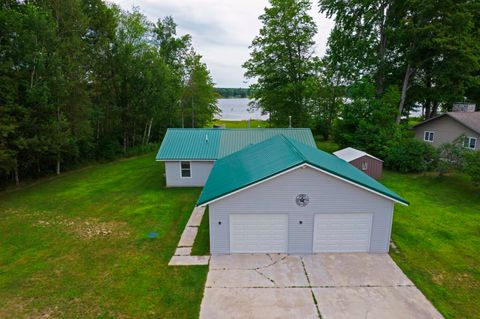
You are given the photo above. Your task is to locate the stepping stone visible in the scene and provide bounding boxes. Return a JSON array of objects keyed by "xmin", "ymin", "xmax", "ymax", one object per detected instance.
[
  {"xmin": 178, "ymin": 226, "xmax": 198, "ymax": 247},
  {"xmin": 169, "ymin": 255, "xmax": 210, "ymax": 266},
  {"xmin": 187, "ymin": 206, "xmax": 205, "ymax": 227},
  {"xmin": 175, "ymin": 247, "xmax": 192, "ymax": 256}
]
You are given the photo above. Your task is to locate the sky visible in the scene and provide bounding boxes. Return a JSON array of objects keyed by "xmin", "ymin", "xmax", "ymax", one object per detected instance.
[{"xmin": 109, "ymin": 0, "xmax": 334, "ymax": 88}]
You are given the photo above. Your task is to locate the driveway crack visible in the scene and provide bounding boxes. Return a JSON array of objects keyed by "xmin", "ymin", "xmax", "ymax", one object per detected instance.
[
  {"xmin": 301, "ymin": 256, "xmax": 323, "ymax": 319},
  {"xmin": 255, "ymin": 269, "xmax": 277, "ymax": 286},
  {"xmin": 254, "ymin": 255, "xmax": 287, "ymax": 271}
]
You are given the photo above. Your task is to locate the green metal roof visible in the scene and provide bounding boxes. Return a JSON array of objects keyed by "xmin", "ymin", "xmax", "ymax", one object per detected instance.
[
  {"xmin": 197, "ymin": 135, "xmax": 408, "ymax": 206},
  {"xmin": 156, "ymin": 128, "xmax": 316, "ymax": 160}
]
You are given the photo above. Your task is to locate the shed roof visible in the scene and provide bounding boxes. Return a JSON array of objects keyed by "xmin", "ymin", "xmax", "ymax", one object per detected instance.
[
  {"xmin": 156, "ymin": 128, "xmax": 316, "ymax": 160},
  {"xmin": 197, "ymin": 135, "xmax": 408, "ymax": 206},
  {"xmin": 413, "ymin": 112, "xmax": 480, "ymax": 134},
  {"xmin": 334, "ymin": 147, "xmax": 383, "ymax": 163}
]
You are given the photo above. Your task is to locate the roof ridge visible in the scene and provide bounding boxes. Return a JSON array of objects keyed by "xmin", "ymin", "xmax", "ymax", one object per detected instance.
[{"xmin": 280, "ymin": 135, "xmax": 307, "ymax": 162}]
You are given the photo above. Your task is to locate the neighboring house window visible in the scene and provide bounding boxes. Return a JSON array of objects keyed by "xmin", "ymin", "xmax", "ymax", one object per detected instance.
[
  {"xmin": 361, "ymin": 161, "xmax": 368, "ymax": 171},
  {"xmin": 180, "ymin": 161, "xmax": 191, "ymax": 178},
  {"xmin": 464, "ymin": 137, "xmax": 477, "ymax": 150},
  {"xmin": 424, "ymin": 131, "xmax": 434, "ymax": 142}
]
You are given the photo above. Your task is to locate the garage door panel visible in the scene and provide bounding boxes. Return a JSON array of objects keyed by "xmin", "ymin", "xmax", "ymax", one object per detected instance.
[
  {"xmin": 230, "ymin": 214, "xmax": 288, "ymax": 253},
  {"xmin": 313, "ymin": 213, "xmax": 372, "ymax": 253}
]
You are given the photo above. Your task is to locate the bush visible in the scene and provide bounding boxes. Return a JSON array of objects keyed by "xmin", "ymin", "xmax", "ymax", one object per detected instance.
[
  {"xmin": 436, "ymin": 136, "xmax": 467, "ymax": 175},
  {"xmin": 464, "ymin": 151, "xmax": 480, "ymax": 185},
  {"xmin": 386, "ymin": 138, "xmax": 439, "ymax": 173}
]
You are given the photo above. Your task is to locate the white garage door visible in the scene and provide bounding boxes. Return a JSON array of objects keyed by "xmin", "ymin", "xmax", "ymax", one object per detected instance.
[
  {"xmin": 230, "ymin": 214, "xmax": 288, "ymax": 253},
  {"xmin": 313, "ymin": 213, "xmax": 373, "ymax": 253}
]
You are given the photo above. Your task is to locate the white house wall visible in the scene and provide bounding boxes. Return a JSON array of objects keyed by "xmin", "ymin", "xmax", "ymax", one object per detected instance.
[
  {"xmin": 209, "ymin": 166, "xmax": 394, "ymax": 254},
  {"xmin": 165, "ymin": 161, "xmax": 214, "ymax": 187}
]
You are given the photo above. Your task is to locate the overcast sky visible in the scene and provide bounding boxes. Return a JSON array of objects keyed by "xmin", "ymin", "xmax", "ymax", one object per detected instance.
[{"xmin": 109, "ymin": 0, "xmax": 334, "ymax": 87}]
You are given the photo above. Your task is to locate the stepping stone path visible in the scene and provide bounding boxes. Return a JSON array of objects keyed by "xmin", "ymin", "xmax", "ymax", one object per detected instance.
[{"xmin": 168, "ymin": 206, "xmax": 210, "ymax": 266}]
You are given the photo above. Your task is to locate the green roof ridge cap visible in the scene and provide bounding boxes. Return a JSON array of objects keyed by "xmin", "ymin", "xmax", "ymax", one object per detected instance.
[{"xmin": 280, "ymin": 135, "xmax": 307, "ymax": 162}]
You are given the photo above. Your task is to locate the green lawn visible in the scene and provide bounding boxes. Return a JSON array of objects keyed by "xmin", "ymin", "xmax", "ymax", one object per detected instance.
[
  {"xmin": 315, "ymin": 138, "xmax": 340, "ymax": 153},
  {"xmin": 209, "ymin": 119, "xmax": 268, "ymax": 128},
  {"xmin": 1, "ymin": 145, "xmax": 479, "ymax": 319},
  {"xmin": 383, "ymin": 171, "xmax": 480, "ymax": 319},
  {"xmin": 0, "ymin": 154, "xmax": 208, "ymax": 318},
  {"xmin": 191, "ymin": 208, "xmax": 210, "ymax": 256}
]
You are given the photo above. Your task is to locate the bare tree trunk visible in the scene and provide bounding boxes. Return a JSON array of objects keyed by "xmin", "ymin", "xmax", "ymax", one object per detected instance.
[
  {"xmin": 142, "ymin": 121, "xmax": 148, "ymax": 145},
  {"xmin": 96, "ymin": 120, "xmax": 100, "ymax": 141},
  {"xmin": 123, "ymin": 131, "xmax": 127, "ymax": 154},
  {"xmin": 396, "ymin": 64, "xmax": 414, "ymax": 123},
  {"xmin": 146, "ymin": 118, "xmax": 153, "ymax": 144},
  {"xmin": 56, "ymin": 153, "xmax": 60, "ymax": 175},
  {"xmin": 132, "ymin": 122, "xmax": 136, "ymax": 147},
  {"xmin": 181, "ymin": 101, "xmax": 185, "ymax": 128},
  {"xmin": 430, "ymin": 102, "xmax": 438, "ymax": 118},
  {"xmin": 191, "ymin": 95, "xmax": 195, "ymax": 128},
  {"xmin": 376, "ymin": 2, "xmax": 389, "ymax": 96},
  {"xmin": 14, "ymin": 158, "xmax": 19, "ymax": 186}
]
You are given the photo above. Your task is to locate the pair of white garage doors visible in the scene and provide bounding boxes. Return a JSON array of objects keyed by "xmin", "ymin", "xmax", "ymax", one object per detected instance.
[{"xmin": 229, "ymin": 213, "xmax": 373, "ymax": 253}]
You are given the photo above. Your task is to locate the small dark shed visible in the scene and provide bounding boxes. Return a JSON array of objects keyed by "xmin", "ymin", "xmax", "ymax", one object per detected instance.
[{"xmin": 334, "ymin": 147, "xmax": 383, "ymax": 179}]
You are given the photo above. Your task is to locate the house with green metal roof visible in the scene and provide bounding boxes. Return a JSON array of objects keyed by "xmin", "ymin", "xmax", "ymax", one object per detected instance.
[
  {"xmin": 156, "ymin": 128, "xmax": 316, "ymax": 187},
  {"xmin": 156, "ymin": 129, "xmax": 407, "ymax": 254},
  {"xmin": 195, "ymin": 135, "xmax": 407, "ymax": 254}
]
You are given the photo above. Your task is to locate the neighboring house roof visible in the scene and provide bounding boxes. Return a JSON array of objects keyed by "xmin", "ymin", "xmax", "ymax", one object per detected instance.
[
  {"xmin": 334, "ymin": 147, "xmax": 383, "ymax": 163},
  {"xmin": 156, "ymin": 128, "xmax": 316, "ymax": 160},
  {"xmin": 413, "ymin": 112, "xmax": 480, "ymax": 134},
  {"xmin": 197, "ymin": 135, "xmax": 408, "ymax": 206}
]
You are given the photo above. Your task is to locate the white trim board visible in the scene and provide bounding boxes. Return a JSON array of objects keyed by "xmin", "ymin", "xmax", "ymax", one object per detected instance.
[
  {"xmin": 198, "ymin": 163, "xmax": 408, "ymax": 207},
  {"xmin": 156, "ymin": 159, "xmax": 216, "ymax": 162}
]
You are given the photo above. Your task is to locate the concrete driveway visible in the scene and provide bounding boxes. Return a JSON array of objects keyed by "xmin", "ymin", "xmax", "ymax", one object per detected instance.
[{"xmin": 200, "ymin": 253, "xmax": 443, "ymax": 319}]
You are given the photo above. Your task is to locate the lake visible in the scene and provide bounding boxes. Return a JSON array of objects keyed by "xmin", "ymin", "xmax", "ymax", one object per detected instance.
[
  {"xmin": 216, "ymin": 98, "xmax": 268, "ymax": 121},
  {"xmin": 216, "ymin": 98, "xmax": 421, "ymax": 120}
]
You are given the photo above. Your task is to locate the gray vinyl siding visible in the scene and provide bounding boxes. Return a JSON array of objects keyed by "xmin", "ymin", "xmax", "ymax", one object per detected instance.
[
  {"xmin": 414, "ymin": 116, "xmax": 479, "ymax": 149},
  {"xmin": 164, "ymin": 161, "xmax": 214, "ymax": 187},
  {"xmin": 349, "ymin": 155, "xmax": 383, "ymax": 180},
  {"xmin": 208, "ymin": 166, "xmax": 394, "ymax": 254}
]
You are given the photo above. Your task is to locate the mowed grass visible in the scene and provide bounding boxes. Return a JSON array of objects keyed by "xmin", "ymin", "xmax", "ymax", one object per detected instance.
[
  {"xmin": 0, "ymin": 154, "xmax": 207, "ymax": 318},
  {"xmin": 383, "ymin": 171, "xmax": 480, "ymax": 319},
  {"xmin": 210, "ymin": 119, "xmax": 268, "ymax": 128}
]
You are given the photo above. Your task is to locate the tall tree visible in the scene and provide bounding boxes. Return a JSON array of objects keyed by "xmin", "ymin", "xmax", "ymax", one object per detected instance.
[
  {"xmin": 244, "ymin": 0, "xmax": 319, "ymax": 127},
  {"xmin": 181, "ymin": 53, "xmax": 219, "ymax": 128},
  {"xmin": 320, "ymin": 0, "xmax": 480, "ymax": 121},
  {"xmin": 0, "ymin": 1, "xmax": 219, "ymax": 186}
]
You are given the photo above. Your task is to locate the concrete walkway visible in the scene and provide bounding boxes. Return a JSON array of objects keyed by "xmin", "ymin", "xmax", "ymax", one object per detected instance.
[
  {"xmin": 168, "ymin": 206, "xmax": 210, "ymax": 266},
  {"xmin": 200, "ymin": 253, "xmax": 443, "ymax": 319}
]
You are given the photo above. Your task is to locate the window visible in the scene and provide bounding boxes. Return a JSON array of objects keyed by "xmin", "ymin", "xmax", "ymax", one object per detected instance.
[
  {"xmin": 464, "ymin": 137, "xmax": 477, "ymax": 150},
  {"xmin": 180, "ymin": 161, "xmax": 191, "ymax": 178},
  {"xmin": 361, "ymin": 161, "xmax": 368, "ymax": 171},
  {"xmin": 424, "ymin": 131, "xmax": 434, "ymax": 142}
]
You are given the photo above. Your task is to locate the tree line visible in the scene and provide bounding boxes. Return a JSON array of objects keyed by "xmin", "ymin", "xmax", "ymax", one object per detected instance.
[
  {"xmin": 244, "ymin": 0, "xmax": 479, "ymax": 157},
  {"xmin": 0, "ymin": 0, "xmax": 218, "ymax": 185},
  {"xmin": 215, "ymin": 88, "xmax": 251, "ymax": 99}
]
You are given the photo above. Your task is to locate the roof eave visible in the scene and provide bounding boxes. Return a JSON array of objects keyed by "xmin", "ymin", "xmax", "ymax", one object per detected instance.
[{"xmin": 197, "ymin": 161, "xmax": 408, "ymax": 207}]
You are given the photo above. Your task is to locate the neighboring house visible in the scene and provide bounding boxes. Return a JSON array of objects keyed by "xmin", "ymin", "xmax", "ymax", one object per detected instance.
[
  {"xmin": 155, "ymin": 128, "xmax": 316, "ymax": 187},
  {"xmin": 197, "ymin": 135, "xmax": 408, "ymax": 254},
  {"xmin": 413, "ymin": 112, "xmax": 480, "ymax": 150},
  {"xmin": 334, "ymin": 147, "xmax": 383, "ymax": 179}
]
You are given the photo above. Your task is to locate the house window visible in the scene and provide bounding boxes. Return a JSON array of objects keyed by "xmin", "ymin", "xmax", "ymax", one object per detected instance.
[
  {"xmin": 464, "ymin": 137, "xmax": 477, "ymax": 150},
  {"xmin": 180, "ymin": 161, "xmax": 191, "ymax": 178},
  {"xmin": 424, "ymin": 131, "xmax": 434, "ymax": 142},
  {"xmin": 361, "ymin": 161, "xmax": 368, "ymax": 171}
]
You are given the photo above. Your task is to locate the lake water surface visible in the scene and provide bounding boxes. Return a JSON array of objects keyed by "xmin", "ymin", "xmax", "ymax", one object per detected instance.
[
  {"xmin": 217, "ymin": 98, "xmax": 421, "ymax": 120},
  {"xmin": 216, "ymin": 98, "xmax": 268, "ymax": 121}
]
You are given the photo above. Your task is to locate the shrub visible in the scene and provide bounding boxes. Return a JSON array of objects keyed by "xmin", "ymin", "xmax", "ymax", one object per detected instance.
[
  {"xmin": 464, "ymin": 151, "xmax": 480, "ymax": 185},
  {"xmin": 436, "ymin": 136, "xmax": 467, "ymax": 175},
  {"xmin": 386, "ymin": 138, "xmax": 439, "ymax": 173}
]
